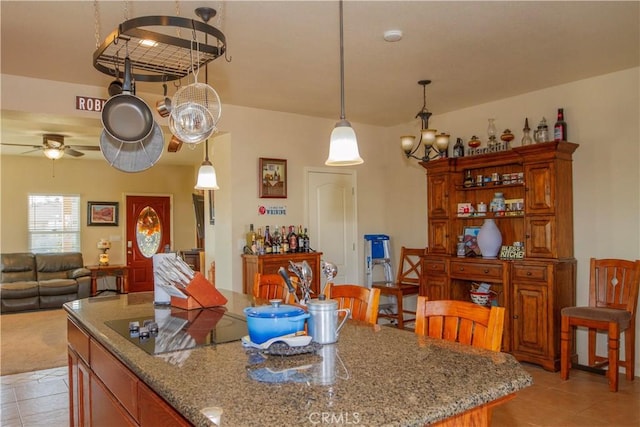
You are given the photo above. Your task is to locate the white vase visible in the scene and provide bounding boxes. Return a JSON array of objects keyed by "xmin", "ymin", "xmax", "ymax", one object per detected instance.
[{"xmin": 477, "ymin": 219, "xmax": 502, "ymax": 258}]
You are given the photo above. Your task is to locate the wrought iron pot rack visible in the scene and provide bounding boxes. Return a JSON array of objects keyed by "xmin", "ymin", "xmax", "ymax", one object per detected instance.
[{"xmin": 93, "ymin": 14, "xmax": 227, "ymax": 83}]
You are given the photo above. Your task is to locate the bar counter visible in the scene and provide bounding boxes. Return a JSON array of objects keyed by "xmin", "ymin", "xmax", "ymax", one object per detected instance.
[{"xmin": 64, "ymin": 291, "xmax": 532, "ymax": 426}]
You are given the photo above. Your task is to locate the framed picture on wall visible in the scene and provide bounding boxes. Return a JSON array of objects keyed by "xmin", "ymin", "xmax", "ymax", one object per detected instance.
[
  {"xmin": 259, "ymin": 157, "xmax": 287, "ymax": 198},
  {"xmin": 87, "ymin": 201, "xmax": 119, "ymax": 226}
]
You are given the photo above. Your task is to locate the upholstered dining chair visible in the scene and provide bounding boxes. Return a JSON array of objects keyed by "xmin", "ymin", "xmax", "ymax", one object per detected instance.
[
  {"xmin": 252, "ymin": 273, "xmax": 297, "ymax": 304},
  {"xmin": 374, "ymin": 246, "xmax": 427, "ymax": 329},
  {"xmin": 414, "ymin": 297, "xmax": 506, "ymax": 352},
  {"xmin": 560, "ymin": 258, "xmax": 640, "ymax": 392},
  {"xmin": 324, "ymin": 283, "xmax": 381, "ymax": 325}
]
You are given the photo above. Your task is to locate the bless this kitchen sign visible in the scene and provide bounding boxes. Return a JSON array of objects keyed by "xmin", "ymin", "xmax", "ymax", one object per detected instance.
[{"xmin": 76, "ymin": 96, "xmax": 107, "ymax": 112}]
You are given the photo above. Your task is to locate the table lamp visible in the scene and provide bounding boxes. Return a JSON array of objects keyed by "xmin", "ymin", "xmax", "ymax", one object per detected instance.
[{"xmin": 97, "ymin": 239, "xmax": 111, "ymax": 266}]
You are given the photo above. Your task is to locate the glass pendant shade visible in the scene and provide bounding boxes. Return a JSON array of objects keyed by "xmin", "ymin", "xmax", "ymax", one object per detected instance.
[
  {"xmin": 421, "ymin": 129, "xmax": 437, "ymax": 147},
  {"xmin": 435, "ymin": 132, "xmax": 450, "ymax": 152},
  {"xmin": 44, "ymin": 148, "xmax": 64, "ymax": 160},
  {"xmin": 325, "ymin": 120, "xmax": 363, "ymax": 166},
  {"xmin": 400, "ymin": 135, "xmax": 415, "ymax": 153},
  {"xmin": 326, "ymin": 0, "xmax": 363, "ymax": 167},
  {"xmin": 194, "ymin": 160, "xmax": 219, "ymax": 190}
]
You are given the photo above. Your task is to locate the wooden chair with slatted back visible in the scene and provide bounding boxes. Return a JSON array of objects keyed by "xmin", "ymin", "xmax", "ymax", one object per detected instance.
[
  {"xmin": 561, "ymin": 258, "xmax": 640, "ymax": 392},
  {"xmin": 252, "ymin": 273, "xmax": 297, "ymax": 304},
  {"xmin": 324, "ymin": 283, "xmax": 381, "ymax": 325},
  {"xmin": 374, "ymin": 247, "xmax": 426, "ymax": 329},
  {"xmin": 414, "ymin": 297, "xmax": 506, "ymax": 352}
]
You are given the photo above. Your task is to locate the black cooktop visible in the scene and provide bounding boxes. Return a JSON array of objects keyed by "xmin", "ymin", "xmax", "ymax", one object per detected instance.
[{"xmin": 106, "ymin": 307, "xmax": 247, "ymax": 355}]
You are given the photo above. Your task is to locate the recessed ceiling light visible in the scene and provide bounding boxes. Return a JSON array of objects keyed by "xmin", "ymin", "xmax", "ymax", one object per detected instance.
[{"xmin": 383, "ymin": 30, "xmax": 403, "ymax": 42}]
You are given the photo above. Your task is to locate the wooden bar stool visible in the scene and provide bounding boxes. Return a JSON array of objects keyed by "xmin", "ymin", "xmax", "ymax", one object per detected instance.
[
  {"xmin": 560, "ymin": 258, "xmax": 640, "ymax": 392},
  {"xmin": 252, "ymin": 273, "xmax": 297, "ymax": 304},
  {"xmin": 415, "ymin": 297, "xmax": 506, "ymax": 352},
  {"xmin": 374, "ymin": 247, "xmax": 426, "ymax": 329},
  {"xmin": 324, "ymin": 283, "xmax": 381, "ymax": 325}
]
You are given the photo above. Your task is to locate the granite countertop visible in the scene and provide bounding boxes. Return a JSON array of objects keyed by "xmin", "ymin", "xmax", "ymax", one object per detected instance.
[{"xmin": 64, "ymin": 291, "xmax": 532, "ymax": 427}]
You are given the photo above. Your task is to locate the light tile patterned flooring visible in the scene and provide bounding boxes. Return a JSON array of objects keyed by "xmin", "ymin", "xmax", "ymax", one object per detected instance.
[
  {"xmin": 1, "ymin": 367, "xmax": 69, "ymax": 427},
  {"xmin": 0, "ymin": 364, "xmax": 638, "ymax": 426}
]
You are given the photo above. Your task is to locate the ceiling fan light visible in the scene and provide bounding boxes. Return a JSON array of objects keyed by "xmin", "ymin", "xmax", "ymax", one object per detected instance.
[
  {"xmin": 194, "ymin": 160, "xmax": 219, "ymax": 190},
  {"xmin": 43, "ymin": 147, "xmax": 64, "ymax": 160},
  {"xmin": 325, "ymin": 120, "xmax": 363, "ymax": 166}
]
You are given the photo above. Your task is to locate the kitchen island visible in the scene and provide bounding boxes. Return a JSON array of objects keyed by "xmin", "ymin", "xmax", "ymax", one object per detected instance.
[{"xmin": 64, "ymin": 291, "xmax": 532, "ymax": 426}]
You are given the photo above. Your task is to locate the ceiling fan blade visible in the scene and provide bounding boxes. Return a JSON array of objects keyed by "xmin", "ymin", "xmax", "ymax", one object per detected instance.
[
  {"xmin": 21, "ymin": 148, "xmax": 43, "ymax": 155},
  {"xmin": 64, "ymin": 147, "xmax": 85, "ymax": 157},
  {"xmin": 0, "ymin": 143, "xmax": 41, "ymax": 149},
  {"xmin": 68, "ymin": 145, "xmax": 101, "ymax": 151}
]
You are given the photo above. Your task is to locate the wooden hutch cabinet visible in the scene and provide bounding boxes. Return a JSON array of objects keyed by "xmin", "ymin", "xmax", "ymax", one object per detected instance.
[{"xmin": 421, "ymin": 141, "xmax": 578, "ymax": 371}]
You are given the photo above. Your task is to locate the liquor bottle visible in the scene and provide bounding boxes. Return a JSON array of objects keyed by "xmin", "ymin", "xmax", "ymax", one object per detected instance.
[
  {"xmin": 251, "ymin": 233, "xmax": 257, "ymax": 255},
  {"xmin": 272, "ymin": 225, "xmax": 281, "ymax": 254},
  {"xmin": 264, "ymin": 226, "xmax": 273, "ymax": 254},
  {"xmin": 297, "ymin": 225, "xmax": 304, "ymax": 252},
  {"xmin": 246, "ymin": 224, "xmax": 255, "ymax": 249},
  {"xmin": 452, "ymin": 138, "xmax": 464, "ymax": 158},
  {"xmin": 288, "ymin": 226, "xmax": 298, "ymax": 253},
  {"xmin": 255, "ymin": 227, "xmax": 264, "ymax": 255},
  {"xmin": 463, "ymin": 170, "xmax": 474, "ymax": 188},
  {"xmin": 554, "ymin": 108, "xmax": 567, "ymax": 141},
  {"xmin": 303, "ymin": 228, "xmax": 310, "ymax": 252},
  {"xmin": 281, "ymin": 225, "xmax": 289, "ymax": 253}
]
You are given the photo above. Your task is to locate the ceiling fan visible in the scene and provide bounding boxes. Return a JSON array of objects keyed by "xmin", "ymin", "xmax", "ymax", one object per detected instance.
[{"xmin": 1, "ymin": 134, "xmax": 101, "ymax": 159}]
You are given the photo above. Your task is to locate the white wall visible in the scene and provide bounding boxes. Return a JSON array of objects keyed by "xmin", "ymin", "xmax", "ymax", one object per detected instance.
[{"xmin": 207, "ymin": 103, "xmax": 390, "ymax": 291}]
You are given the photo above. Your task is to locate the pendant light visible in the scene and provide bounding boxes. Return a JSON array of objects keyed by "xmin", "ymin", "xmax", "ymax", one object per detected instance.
[
  {"xmin": 194, "ymin": 7, "xmax": 219, "ymax": 190},
  {"xmin": 325, "ymin": 0, "xmax": 363, "ymax": 166},
  {"xmin": 195, "ymin": 139, "xmax": 219, "ymax": 190},
  {"xmin": 401, "ymin": 80, "xmax": 450, "ymax": 163}
]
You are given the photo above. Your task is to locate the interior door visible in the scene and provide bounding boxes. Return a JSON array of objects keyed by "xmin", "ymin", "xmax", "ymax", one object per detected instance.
[
  {"xmin": 307, "ymin": 169, "xmax": 357, "ymax": 285},
  {"xmin": 126, "ymin": 195, "xmax": 171, "ymax": 293}
]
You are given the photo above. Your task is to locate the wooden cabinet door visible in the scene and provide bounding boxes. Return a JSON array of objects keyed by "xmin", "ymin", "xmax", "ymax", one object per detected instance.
[
  {"xmin": 424, "ymin": 274, "xmax": 448, "ymax": 300},
  {"xmin": 90, "ymin": 373, "xmax": 137, "ymax": 427},
  {"xmin": 526, "ymin": 216, "xmax": 556, "ymax": 258},
  {"xmin": 68, "ymin": 350, "xmax": 90, "ymax": 427},
  {"xmin": 428, "ymin": 219, "xmax": 450, "ymax": 254},
  {"xmin": 427, "ymin": 173, "xmax": 449, "ymax": 218},
  {"xmin": 525, "ymin": 162, "xmax": 555, "ymax": 214},
  {"xmin": 90, "ymin": 340, "xmax": 139, "ymax": 421},
  {"xmin": 512, "ymin": 282, "xmax": 548, "ymax": 357},
  {"xmin": 138, "ymin": 381, "xmax": 190, "ymax": 427}
]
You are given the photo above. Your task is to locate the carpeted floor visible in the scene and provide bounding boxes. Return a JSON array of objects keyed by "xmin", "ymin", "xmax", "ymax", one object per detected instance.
[{"xmin": 0, "ymin": 309, "xmax": 68, "ymax": 376}]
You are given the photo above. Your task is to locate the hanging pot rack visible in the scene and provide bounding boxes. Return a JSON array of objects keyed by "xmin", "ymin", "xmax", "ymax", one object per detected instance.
[{"xmin": 93, "ymin": 14, "xmax": 227, "ymax": 83}]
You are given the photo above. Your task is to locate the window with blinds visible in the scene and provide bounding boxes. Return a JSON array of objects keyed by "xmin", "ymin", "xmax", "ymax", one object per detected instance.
[{"xmin": 28, "ymin": 194, "xmax": 81, "ymax": 253}]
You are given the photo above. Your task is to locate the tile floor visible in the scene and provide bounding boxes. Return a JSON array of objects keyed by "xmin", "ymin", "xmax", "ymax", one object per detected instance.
[
  {"xmin": 1, "ymin": 367, "xmax": 69, "ymax": 427},
  {"xmin": 0, "ymin": 364, "xmax": 638, "ymax": 426}
]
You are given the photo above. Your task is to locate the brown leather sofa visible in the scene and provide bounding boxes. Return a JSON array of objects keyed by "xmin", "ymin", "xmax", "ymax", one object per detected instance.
[{"xmin": 0, "ymin": 252, "xmax": 91, "ymax": 313}]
